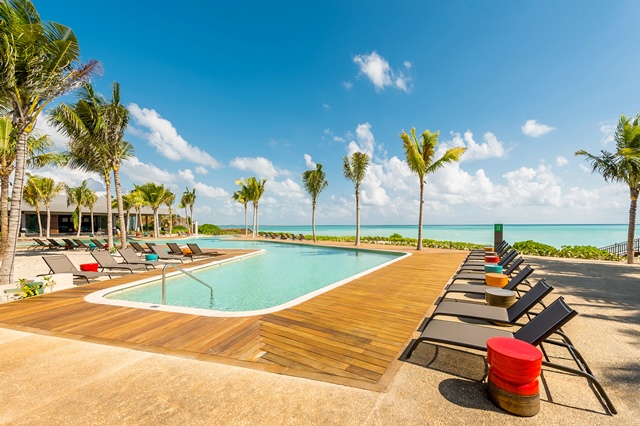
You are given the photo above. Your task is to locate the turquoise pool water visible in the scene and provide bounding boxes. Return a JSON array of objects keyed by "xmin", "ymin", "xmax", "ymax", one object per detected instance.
[{"xmin": 102, "ymin": 239, "xmax": 405, "ymax": 314}]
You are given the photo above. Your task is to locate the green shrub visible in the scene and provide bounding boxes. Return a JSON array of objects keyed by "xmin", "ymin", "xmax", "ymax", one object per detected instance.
[
  {"xmin": 513, "ymin": 240, "xmax": 558, "ymax": 256},
  {"xmin": 198, "ymin": 224, "xmax": 223, "ymax": 235},
  {"xmin": 558, "ymin": 245, "xmax": 619, "ymax": 261},
  {"xmin": 173, "ymin": 225, "xmax": 188, "ymax": 233},
  {"xmin": 389, "ymin": 233, "xmax": 403, "ymax": 240}
]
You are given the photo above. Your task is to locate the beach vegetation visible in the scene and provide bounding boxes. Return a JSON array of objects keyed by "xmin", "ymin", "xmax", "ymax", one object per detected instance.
[
  {"xmin": 0, "ymin": 0, "xmax": 99, "ymax": 286},
  {"xmin": 164, "ymin": 190, "xmax": 175, "ymax": 236},
  {"xmin": 342, "ymin": 152, "xmax": 370, "ymax": 246},
  {"xmin": 181, "ymin": 187, "xmax": 196, "ymax": 235},
  {"xmin": 231, "ymin": 183, "xmax": 251, "ymax": 235},
  {"xmin": 134, "ymin": 182, "xmax": 171, "ymax": 239},
  {"xmin": 0, "ymin": 115, "xmax": 63, "ymax": 254},
  {"xmin": 25, "ymin": 173, "xmax": 64, "ymax": 238},
  {"xmin": 576, "ymin": 114, "xmax": 640, "ymax": 264},
  {"xmin": 236, "ymin": 177, "xmax": 266, "ymax": 238},
  {"xmin": 302, "ymin": 163, "xmax": 329, "ymax": 242},
  {"xmin": 65, "ymin": 180, "xmax": 91, "ymax": 237},
  {"xmin": 400, "ymin": 128, "xmax": 466, "ymax": 251},
  {"xmin": 513, "ymin": 240, "xmax": 619, "ymax": 261},
  {"xmin": 198, "ymin": 224, "xmax": 223, "ymax": 234},
  {"xmin": 49, "ymin": 82, "xmax": 133, "ymax": 249}
]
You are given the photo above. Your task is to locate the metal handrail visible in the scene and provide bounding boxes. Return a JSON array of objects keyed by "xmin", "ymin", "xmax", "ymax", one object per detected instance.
[{"xmin": 161, "ymin": 263, "xmax": 213, "ymax": 305}]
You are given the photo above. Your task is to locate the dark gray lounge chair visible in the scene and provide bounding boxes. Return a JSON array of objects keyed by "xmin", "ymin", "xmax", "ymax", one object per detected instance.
[
  {"xmin": 29, "ymin": 238, "xmax": 52, "ymax": 250},
  {"xmin": 47, "ymin": 238, "xmax": 67, "ymax": 250},
  {"xmin": 457, "ymin": 250, "xmax": 518, "ymax": 271},
  {"xmin": 402, "ymin": 298, "xmax": 616, "ymax": 415},
  {"xmin": 430, "ymin": 279, "xmax": 553, "ymax": 326},
  {"xmin": 38, "ymin": 254, "xmax": 119, "ymax": 283},
  {"xmin": 465, "ymin": 241, "xmax": 509, "ymax": 259},
  {"xmin": 150, "ymin": 245, "xmax": 188, "ymax": 262},
  {"xmin": 442, "ymin": 265, "xmax": 534, "ymax": 299},
  {"xmin": 450, "ymin": 257, "xmax": 525, "ymax": 283},
  {"xmin": 73, "ymin": 239, "xmax": 92, "ymax": 251},
  {"xmin": 62, "ymin": 238, "xmax": 80, "ymax": 250},
  {"xmin": 117, "ymin": 247, "xmax": 157, "ymax": 269},
  {"xmin": 166, "ymin": 242, "xmax": 185, "ymax": 256},
  {"xmin": 186, "ymin": 243, "xmax": 219, "ymax": 258},
  {"xmin": 130, "ymin": 242, "xmax": 151, "ymax": 254},
  {"xmin": 90, "ymin": 239, "xmax": 108, "ymax": 250},
  {"xmin": 91, "ymin": 251, "xmax": 148, "ymax": 273}
]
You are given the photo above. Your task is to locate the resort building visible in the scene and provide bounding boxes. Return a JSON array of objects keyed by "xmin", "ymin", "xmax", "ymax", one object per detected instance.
[{"xmin": 18, "ymin": 194, "xmax": 170, "ymax": 236}]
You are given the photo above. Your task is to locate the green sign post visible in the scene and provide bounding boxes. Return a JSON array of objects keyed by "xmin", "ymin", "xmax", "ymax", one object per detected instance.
[{"xmin": 494, "ymin": 224, "xmax": 503, "ymax": 249}]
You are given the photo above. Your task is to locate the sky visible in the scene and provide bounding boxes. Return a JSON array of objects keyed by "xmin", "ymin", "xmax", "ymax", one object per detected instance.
[{"xmin": 27, "ymin": 1, "xmax": 640, "ymax": 226}]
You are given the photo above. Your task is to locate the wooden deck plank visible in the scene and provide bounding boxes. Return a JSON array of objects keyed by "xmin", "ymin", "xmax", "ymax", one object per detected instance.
[{"xmin": 0, "ymin": 244, "xmax": 467, "ymax": 391}]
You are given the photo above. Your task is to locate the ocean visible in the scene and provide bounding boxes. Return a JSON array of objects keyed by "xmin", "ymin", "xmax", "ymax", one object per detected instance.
[{"xmin": 220, "ymin": 224, "xmax": 637, "ymax": 249}]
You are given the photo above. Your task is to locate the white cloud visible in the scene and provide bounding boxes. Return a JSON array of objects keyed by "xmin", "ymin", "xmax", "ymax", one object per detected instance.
[
  {"xmin": 342, "ymin": 81, "xmax": 353, "ymax": 90},
  {"xmin": 599, "ymin": 120, "xmax": 616, "ymax": 145},
  {"xmin": 347, "ymin": 123, "xmax": 376, "ymax": 157},
  {"xmin": 193, "ymin": 182, "xmax": 229, "ymax": 199},
  {"xmin": 268, "ymin": 178, "xmax": 305, "ymax": 199},
  {"xmin": 28, "ymin": 165, "xmax": 102, "ymax": 188},
  {"xmin": 178, "ymin": 169, "xmax": 194, "ymax": 181},
  {"xmin": 121, "ymin": 156, "xmax": 175, "ymax": 184},
  {"xmin": 556, "ymin": 156, "xmax": 568, "ymax": 166},
  {"xmin": 442, "ymin": 130, "xmax": 507, "ymax": 162},
  {"xmin": 230, "ymin": 156, "xmax": 288, "ymax": 179},
  {"xmin": 403, "ymin": 61, "xmax": 412, "ymax": 69},
  {"xmin": 322, "ymin": 103, "xmax": 330, "ymax": 110},
  {"xmin": 35, "ymin": 115, "xmax": 69, "ymax": 151},
  {"xmin": 304, "ymin": 154, "xmax": 316, "ymax": 169},
  {"xmin": 521, "ymin": 119, "xmax": 555, "ymax": 137},
  {"xmin": 195, "ymin": 166, "xmax": 208, "ymax": 175},
  {"xmin": 333, "ymin": 136, "xmax": 346, "ymax": 143},
  {"xmin": 580, "ymin": 163, "xmax": 591, "ymax": 173},
  {"xmin": 353, "ymin": 51, "xmax": 411, "ymax": 92},
  {"xmin": 128, "ymin": 103, "xmax": 221, "ymax": 168}
]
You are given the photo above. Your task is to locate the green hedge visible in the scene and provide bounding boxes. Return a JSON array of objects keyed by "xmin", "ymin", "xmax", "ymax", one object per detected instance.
[{"xmin": 512, "ymin": 240, "xmax": 619, "ymax": 261}]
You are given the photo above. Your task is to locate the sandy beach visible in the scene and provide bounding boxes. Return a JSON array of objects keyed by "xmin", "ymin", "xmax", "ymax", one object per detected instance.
[{"xmin": 0, "ymin": 243, "xmax": 638, "ymax": 425}]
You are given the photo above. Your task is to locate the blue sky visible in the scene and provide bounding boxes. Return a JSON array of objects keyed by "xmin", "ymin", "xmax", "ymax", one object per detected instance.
[{"xmin": 30, "ymin": 1, "xmax": 640, "ymax": 226}]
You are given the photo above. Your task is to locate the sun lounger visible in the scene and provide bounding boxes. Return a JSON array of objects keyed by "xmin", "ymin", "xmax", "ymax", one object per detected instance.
[
  {"xmin": 47, "ymin": 238, "xmax": 68, "ymax": 250},
  {"xmin": 457, "ymin": 250, "xmax": 518, "ymax": 271},
  {"xmin": 430, "ymin": 279, "xmax": 553, "ymax": 326},
  {"xmin": 90, "ymin": 239, "xmax": 108, "ymax": 250},
  {"xmin": 29, "ymin": 238, "xmax": 52, "ymax": 250},
  {"xmin": 298, "ymin": 234, "xmax": 306, "ymax": 240},
  {"xmin": 73, "ymin": 239, "xmax": 92, "ymax": 251},
  {"xmin": 166, "ymin": 242, "xmax": 185, "ymax": 256},
  {"xmin": 62, "ymin": 238, "xmax": 80, "ymax": 250},
  {"xmin": 117, "ymin": 247, "xmax": 158, "ymax": 269},
  {"xmin": 186, "ymin": 243, "xmax": 219, "ymax": 258},
  {"xmin": 150, "ymin": 245, "xmax": 188, "ymax": 262},
  {"xmin": 450, "ymin": 257, "xmax": 525, "ymax": 283},
  {"xmin": 37, "ymin": 254, "xmax": 121, "ymax": 283},
  {"xmin": 442, "ymin": 265, "xmax": 534, "ymax": 299},
  {"xmin": 130, "ymin": 242, "xmax": 151, "ymax": 254},
  {"xmin": 402, "ymin": 297, "xmax": 617, "ymax": 415},
  {"xmin": 91, "ymin": 251, "xmax": 148, "ymax": 273}
]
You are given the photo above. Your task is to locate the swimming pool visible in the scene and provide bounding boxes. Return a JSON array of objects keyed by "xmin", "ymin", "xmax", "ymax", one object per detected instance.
[{"xmin": 87, "ymin": 239, "xmax": 409, "ymax": 317}]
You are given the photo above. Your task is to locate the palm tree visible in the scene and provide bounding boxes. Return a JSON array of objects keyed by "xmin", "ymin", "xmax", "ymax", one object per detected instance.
[
  {"xmin": 246, "ymin": 177, "xmax": 266, "ymax": 238},
  {"xmin": 401, "ymin": 128, "xmax": 466, "ymax": 250},
  {"xmin": 576, "ymin": 114, "xmax": 640, "ymax": 264},
  {"xmin": 49, "ymin": 82, "xmax": 133, "ymax": 249},
  {"xmin": 86, "ymin": 189, "xmax": 98, "ymax": 236},
  {"xmin": 231, "ymin": 185, "xmax": 251, "ymax": 236},
  {"xmin": 135, "ymin": 182, "xmax": 169, "ymax": 239},
  {"xmin": 0, "ymin": 115, "xmax": 64, "ymax": 254},
  {"xmin": 342, "ymin": 152, "xmax": 370, "ymax": 246},
  {"xmin": 181, "ymin": 187, "xmax": 196, "ymax": 234},
  {"xmin": 23, "ymin": 178, "xmax": 43, "ymax": 237},
  {"xmin": 302, "ymin": 164, "xmax": 328, "ymax": 242},
  {"xmin": 66, "ymin": 180, "xmax": 91, "ymax": 237},
  {"xmin": 0, "ymin": 0, "xmax": 98, "ymax": 285},
  {"xmin": 27, "ymin": 173, "xmax": 64, "ymax": 238},
  {"xmin": 128, "ymin": 189, "xmax": 145, "ymax": 233},
  {"xmin": 164, "ymin": 190, "xmax": 175, "ymax": 236}
]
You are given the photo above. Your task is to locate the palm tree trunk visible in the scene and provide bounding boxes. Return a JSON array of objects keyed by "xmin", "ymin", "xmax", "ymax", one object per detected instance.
[
  {"xmin": 0, "ymin": 131, "xmax": 27, "ymax": 286},
  {"xmin": 46, "ymin": 207, "xmax": 51, "ymax": 239},
  {"xmin": 312, "ymin": 202, "xmax": 317, "ymax": 243},
  {"xmin": 252, "ymin": 203, "xmax": 257, "ymax": 238},
  {"xmin": 417, "ymin": 181, "xmax": 424, "ymax": 251},
  {"xmin": 77, "ymin": 209, "xmax": 82, "ymax": 237},
  {"xmin": 36, "ymin": 208, "xmax": 42, "ymax": 237},
  {"xmin": 168, "ymin": 208, "xmax": 173, "ymax": 236},
  {"xmin": 104, "ymin": 175, "xmax": 114, "ymax": 249},
  {"xmin": 355, "ymin": 185, "xmax": 360, "ymax": 246},
  {"xmin": 0, "ymin": 173, "xmax": 10, "ymax": 258},
  {"xmin": 113, "ymin": 168, "xmax": 127, "ymax": 248},
  {"xmin": 90, "ymin": 208, "xmax": 95, "ymax": 235},
  {"xmin": 244, "ymin": 204, "xmax": 248, "ymax": 235},
  {"xmin": 154, "ymin": 210, "xmax": 159, "ymax": 239},
  {"xmin": 627, "ymin": 188, "xmax": 638, "ymax": 264},
  {"xmin": 185, "ymin": 207, "xmax": 190, "ymax": 235},
  {"xmin": 255, "ymin": 203, "xmax": 259, "ymax": 236}
]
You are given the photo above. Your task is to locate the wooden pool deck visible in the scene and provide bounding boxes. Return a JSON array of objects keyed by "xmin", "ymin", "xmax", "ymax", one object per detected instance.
[{"xmin": 0, "ymin": 243, "xmax": 466, "ymax": 391}]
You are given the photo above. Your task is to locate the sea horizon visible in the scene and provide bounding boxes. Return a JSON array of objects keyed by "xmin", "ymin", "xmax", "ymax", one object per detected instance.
[{"xmin": 218, "ymin": 223, "xmax": 636, "ymax": 249}]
